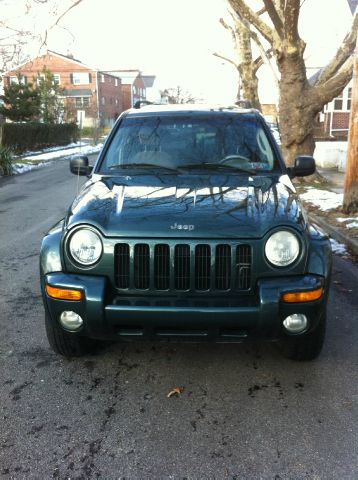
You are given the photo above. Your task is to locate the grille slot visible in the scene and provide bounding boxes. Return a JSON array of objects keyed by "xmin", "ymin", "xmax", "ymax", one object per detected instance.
[
  {"xmin": 154, "ymin": 244, "xmax": 170, "ymax": 290},
  {"xmin": 114, "ymin": 242, "xmax": 252, "ymax": 292},
  {"xmin": 114, "ymin": 243, "xmax": 130, "ymax": 288},
  {"xmin": 236, "ymin": 245, "xmax": 252, "ymax": 290},
  {"xmin": 134, "ymin": 244, "xmax": 150, "ymax": 289},
  {"xmin": 215, "ymin": 244, "xmax": 231, "ymax": 290},
  {"xmin": 174, "ymin": 244, "xmax": 190, "ymax": 290},
  {"xmin": 195, "ymin": 244, "xmax": 211, "ymax": 290}
]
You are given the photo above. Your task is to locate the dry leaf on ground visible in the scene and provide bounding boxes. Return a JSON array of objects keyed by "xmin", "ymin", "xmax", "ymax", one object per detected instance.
[{"xmin": 167, "ymin": 387, "xmax": 184, "ymax": 398}]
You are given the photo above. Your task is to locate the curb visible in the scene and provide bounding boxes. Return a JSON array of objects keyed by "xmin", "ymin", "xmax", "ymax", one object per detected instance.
[{"xmin": 309, "ymin": 213, "xmax": 358, "ymax": 256}]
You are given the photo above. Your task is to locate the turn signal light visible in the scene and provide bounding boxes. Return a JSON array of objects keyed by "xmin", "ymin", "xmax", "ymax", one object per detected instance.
[
  {"xmin": 46, "ymin": 285, "xmax": 83, "ymax": 301},
  {"xmin": 281, "ymin": 287, "xmax": 323, "ymax": 303}
]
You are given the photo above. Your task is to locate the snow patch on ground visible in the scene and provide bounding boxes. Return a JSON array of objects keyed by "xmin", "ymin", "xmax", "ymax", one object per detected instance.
[
  {"xmin": 19, "ymin": 142, "xmax": 81, "ymax": 157},
  {"xmin": 346, "ymin": 222, "xmax": 358, "ymax": 229},
  {"xmin": 336, "ymin": 217, "xmax": 358, "ymax": 228},
  {"xmin": 300, "ymin": 187, "xmax": 343, "ymax": 211},
  {"xmin": 12, "ymin": 161, "xmax": 52, "ymax": 174},
  {"xmin": 330, "ymin": 238, "xmax": 347, "ymax": 255},
  {"xmin": 9, "ymin": 143, "xmax": 104, "ymax": 175},
  {"xmin": 337, "ymin": 217, "xmax": 357, "ymax": 222},
  {"xmin": 21, "ymin": 143, "xmax": 103, "ymax": 162}
]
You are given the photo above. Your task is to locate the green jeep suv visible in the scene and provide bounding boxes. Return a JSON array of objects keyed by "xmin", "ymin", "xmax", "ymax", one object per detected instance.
[{"xmin": 40, "ymin": 104, "xmax": 331, "ymax": 360}]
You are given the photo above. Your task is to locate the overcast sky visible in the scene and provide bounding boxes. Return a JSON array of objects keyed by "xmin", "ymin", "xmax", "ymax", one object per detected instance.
[{"xmin": 4, "ymin": 0, "xmax": 355, "ymax": 103}]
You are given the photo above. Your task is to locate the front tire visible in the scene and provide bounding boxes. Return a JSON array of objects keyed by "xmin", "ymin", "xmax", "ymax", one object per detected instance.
[
  {"xmin": 45, "ymin": 312, "xmax": 97, "ymax": 357},
  {"xmin": 277, "ymin": 312, "xmax": 326, "ymax": 361}
]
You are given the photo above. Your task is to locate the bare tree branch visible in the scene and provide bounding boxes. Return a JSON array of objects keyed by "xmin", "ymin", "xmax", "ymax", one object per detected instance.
[
  {"xmin": 312, "ymin": 57, "xmax": 354, "ymax": 108},
  {"xmin": 250, "ymin": 29, "xmax": 278, "ymax": 82},
  {"xmin": 256, "ymin": 6, "xmax": 266, "ymax": 15},
  {"xmin": 228, "ymin": 0, "xmax": 276, "ymax": 44},
  {"xmin": 284, "ymin": 0, "xmax": 301, "ymax": 42},
  {"xmin": 213, "ymin": 52, "xmax": 238, "ymax": 68},
  {"xmin": 314, "ymin": 10, "xmax": 358, "ymax": 86},
  {"xmin": 262, "ymin": 0, "xmax": 284, "ymax": 37},
  {"xmin": 53, "ymin": 0, "xmax": 83, "ymax": 27},
  {"xmin": 219, "ymin": 17, "xmax": 236, "ymax": 43}
]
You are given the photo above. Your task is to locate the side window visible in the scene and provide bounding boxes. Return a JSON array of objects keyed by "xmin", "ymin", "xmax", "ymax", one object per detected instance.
[{"xmin": 256, "ymin": 129, "xmax": 274, "ymax": 169}]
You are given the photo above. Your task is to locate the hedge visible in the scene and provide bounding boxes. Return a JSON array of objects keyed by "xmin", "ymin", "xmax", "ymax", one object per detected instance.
[{"xmin": 0, "ymin": 122, "xmax": 79, "ymax": 153}]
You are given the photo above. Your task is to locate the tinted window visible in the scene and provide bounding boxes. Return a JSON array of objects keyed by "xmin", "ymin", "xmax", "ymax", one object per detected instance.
[{"xmin": 99, "ymin": 113, "xmax": 278, "ymax": 173}]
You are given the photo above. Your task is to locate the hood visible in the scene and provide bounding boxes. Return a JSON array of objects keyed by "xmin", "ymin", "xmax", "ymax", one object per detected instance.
[{"xmin": 66, "ymin": 173, "xmax": 306, "ymax": 239}]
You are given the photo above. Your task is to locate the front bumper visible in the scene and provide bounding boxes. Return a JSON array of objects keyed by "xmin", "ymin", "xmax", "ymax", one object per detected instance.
[{"xmin": 42, "ymin": 272, "xmax": 328, "ymax": 342}]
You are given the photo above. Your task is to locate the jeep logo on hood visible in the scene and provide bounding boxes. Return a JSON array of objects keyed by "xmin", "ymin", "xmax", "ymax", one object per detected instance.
[{"xmin": 170, "ymin": 223, "xmax": 195, "ymax": 231}]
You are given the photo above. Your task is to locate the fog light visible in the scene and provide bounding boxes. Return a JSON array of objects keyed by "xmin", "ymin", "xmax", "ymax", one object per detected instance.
[
  {"xmin": 283, "ymin": 314, "xmax": 308, "ymax": 333},
  {"xmin": 60, "ymin": 311, "xmax": 83, "ymax": 331}
]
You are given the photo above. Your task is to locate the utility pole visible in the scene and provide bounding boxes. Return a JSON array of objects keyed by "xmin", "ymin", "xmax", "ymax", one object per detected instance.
[{"xmin": 343, "ymin": 31, "xmax": 358, "ymax": 213}]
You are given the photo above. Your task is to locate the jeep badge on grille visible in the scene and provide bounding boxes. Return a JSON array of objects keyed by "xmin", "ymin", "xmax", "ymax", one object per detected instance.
[{"xmin": 170, "ymin": 223, "xmax": 195, "ymax": 231}]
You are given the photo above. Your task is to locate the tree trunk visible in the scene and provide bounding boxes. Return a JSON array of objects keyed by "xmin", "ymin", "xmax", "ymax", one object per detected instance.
[
  {"xmin": 343, "ymin": 34, "xmax": 358, "ymax": 214},
  {"xmin": 277, "ymin": 50, "xmax": 317, "ymax": 167},
  {"xmin": 234, "ymin": 18, "xmax": 262, "ymax": 110},
  {"xmin": 238, "ymin": 65, "xmax": 261, "ymax": 110}
]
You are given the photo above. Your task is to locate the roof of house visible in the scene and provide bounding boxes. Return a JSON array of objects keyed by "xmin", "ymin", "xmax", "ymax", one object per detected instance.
[
  {"xmin": 347, "ymin": 0, "xmax": 358, "ymax": 14},
  {"xmin": 104, "ymin": 70, "xmax": 141, "ymax": 85},
  {"xmin": 142, "ymin": 75, "xmax": 156, "ymax": 88}
]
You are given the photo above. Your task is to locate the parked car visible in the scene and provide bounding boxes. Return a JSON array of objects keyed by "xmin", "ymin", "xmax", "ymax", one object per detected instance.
[{"xmin": 40, "ymin": 104, "xmax": 331, "ymax": 360}]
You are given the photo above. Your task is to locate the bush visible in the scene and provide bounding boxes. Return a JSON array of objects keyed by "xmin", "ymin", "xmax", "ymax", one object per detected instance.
[
  {"xmin": 0, "ymin": 146, "xmax": 14, "ymax": 176},
  {"xmin": 80, "ymin": 125, "xmax": 107, "ymax": 145},
  {"xmin": 0, "ymin": 122, "xmax": 79, "ymax": 153}
]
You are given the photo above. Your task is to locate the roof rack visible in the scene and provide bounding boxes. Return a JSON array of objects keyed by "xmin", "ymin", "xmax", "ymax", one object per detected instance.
[
  {"xmin": 133, "ymin": 100, "xmax": 154, "ymax": 109},
  {"xmin": 235, "ymin": 100, "xmax": 252, "ymax": 108}
]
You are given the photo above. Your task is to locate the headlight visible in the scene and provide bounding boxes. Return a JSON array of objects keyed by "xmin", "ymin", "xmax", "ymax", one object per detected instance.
[
  {"xmin": 265, "ymin": 230, "xmax": 300, "ymax": 267},
  {"xmin": 69, "ymin": 229, "xmax": 103, "ymax": 265}
]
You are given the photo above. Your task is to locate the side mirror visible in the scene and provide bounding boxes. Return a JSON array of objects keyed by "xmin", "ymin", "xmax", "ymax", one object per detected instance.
[
  {"xmin": 70, "ymin": 156, "xmax": 93, "ymax": 176},
  {"xmin": 289, "ymin": 155, "xmax": 316, "ymax": 178}
]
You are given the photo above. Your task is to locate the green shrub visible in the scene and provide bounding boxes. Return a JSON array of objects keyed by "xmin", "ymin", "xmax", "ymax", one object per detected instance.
[
  {"xmin": 0, "ymin": 146, "xmax": 14, "ymax": 176},
  {"xmin": 80, "ymin": 125, "xmax": 106, "ymax": 145},
  {"xmin": 0, "ymin": 122, "xmax": 79, "ymax": 153}
]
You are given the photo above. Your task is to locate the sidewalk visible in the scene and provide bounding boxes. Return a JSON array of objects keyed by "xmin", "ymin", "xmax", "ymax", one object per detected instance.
[{"xmin": 301, "ymin": 167, "xmax": 358, "ymax": 256}]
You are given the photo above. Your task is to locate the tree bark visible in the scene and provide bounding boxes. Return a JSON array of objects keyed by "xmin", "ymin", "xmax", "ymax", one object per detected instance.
[{"xmin": 343, "ymin": 34, "xmax": 358, "ymax": 213}]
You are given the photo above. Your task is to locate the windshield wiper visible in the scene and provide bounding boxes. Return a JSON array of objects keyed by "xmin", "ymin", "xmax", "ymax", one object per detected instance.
[
  {"xmin": 180, "ymin": 162, "xmax": 255, "ymax": 173},
  {"xmin": 108, "ymin": 163, "xmax": 177, "ymax": 172}
]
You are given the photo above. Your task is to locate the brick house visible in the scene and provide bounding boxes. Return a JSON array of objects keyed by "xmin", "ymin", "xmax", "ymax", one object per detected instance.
[
  {"xmin": 2, "ymin": 50, "xmax": 123, "ymax": 127},
  {"xmin": 105, "ymin": 70, "xmax": 147, "ymax": 110},
  {"xmin": 320, "ymin": 80, "xmax": 353, "ymax": 139}
]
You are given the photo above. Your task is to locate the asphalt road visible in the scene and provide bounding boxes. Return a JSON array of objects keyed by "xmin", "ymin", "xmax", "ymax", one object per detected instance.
[{"xmin": 1, "ymin": 157, "xmax": 358, "ymax": 480}]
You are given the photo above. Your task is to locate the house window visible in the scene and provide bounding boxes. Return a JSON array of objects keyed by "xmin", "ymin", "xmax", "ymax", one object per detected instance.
[
  {"xmin": 75, "ymin": 97, "xmax": 90, "ymax": 108},
  {"xmin": 36, "ymin": 74, "xmax": 45, "ymax": 85},
  {"xmin": 72, "ymin": 72, "xmax": 90, "ymax": 85},
  {"xmin": 10, "ymin": 75, "xmax": 26, "ymax": 85},
  {"xmin": 334, "ymin": 92, "xmax": 343, "ymax": 111},
  {"xmin": 100, "ymin": 74, "xmax": 105, "ymax": 83},
  {"xmin": 133, "ymin": 86, "xmax": 136, "ymax": 94},
  {"xmin": 53, "ymin": 74, "xmax": 60, "ymax": 85},
  {"xmin": 115, "ymin": 98, "xmax": 118, "ymax": 105},
  {"xmin": 115, "ymin": 78, "xmax": 118, "ymax": 86},
  {"xmin": 101, "ymin": 96, "xmax": 105, "ymax": 105},
  {"xmin": 347, "ymin": 87, "xmax": 352, "ymax": 111}
]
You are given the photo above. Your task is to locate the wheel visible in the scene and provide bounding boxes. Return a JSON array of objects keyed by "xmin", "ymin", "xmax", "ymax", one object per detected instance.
[
  {"xmin": 276, "ymin": 311, "xmax": 326, "ymax": 361},
  {"xmin": 45, "ymin": 312, "xmax": 97, "ymax": 357}
]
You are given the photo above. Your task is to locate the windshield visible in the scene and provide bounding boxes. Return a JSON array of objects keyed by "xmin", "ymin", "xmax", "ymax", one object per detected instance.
[{"xmin": 99, "ymin": 113, "xmax": 279, "ymax": 174}]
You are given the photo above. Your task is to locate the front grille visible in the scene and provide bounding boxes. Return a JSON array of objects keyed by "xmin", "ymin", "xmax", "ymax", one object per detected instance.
[{"xmin": 114, "ymin": 242, "xmax": 252, "ymax": 292}]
